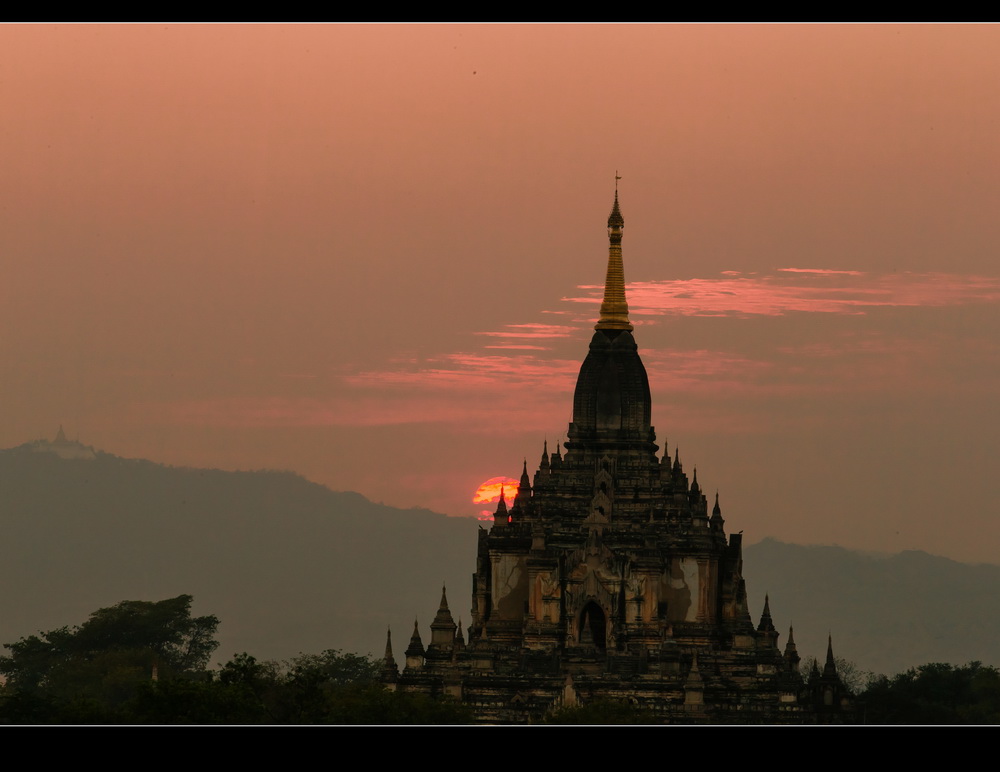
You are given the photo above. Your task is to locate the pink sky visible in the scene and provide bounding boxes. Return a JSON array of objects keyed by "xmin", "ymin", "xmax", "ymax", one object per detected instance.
[{"xmin": 3, "ymin": 24, "xmax": 1000, "ymax": 563}]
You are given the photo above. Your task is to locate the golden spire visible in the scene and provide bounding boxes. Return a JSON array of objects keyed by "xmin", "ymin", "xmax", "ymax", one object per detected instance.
[{"xmin": 595, "ymin": 180, "xmax": 633, "ymax": 332}]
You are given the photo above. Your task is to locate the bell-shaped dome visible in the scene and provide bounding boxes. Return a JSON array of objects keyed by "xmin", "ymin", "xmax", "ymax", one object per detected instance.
[{"xmin": 570, "ymin": 328, "xmax": 652, "ymax": 441}]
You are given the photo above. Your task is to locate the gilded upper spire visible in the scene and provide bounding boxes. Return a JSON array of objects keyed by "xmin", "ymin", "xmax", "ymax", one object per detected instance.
[{"xmin": 595, "ymin": 188, "xmax": 633, "ymax": 332}]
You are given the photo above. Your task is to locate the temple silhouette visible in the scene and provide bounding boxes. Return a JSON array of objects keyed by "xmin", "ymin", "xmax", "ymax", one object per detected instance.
[{"xmin": 384, "ymin": 190, "xmax": 852, "ymax": 723}]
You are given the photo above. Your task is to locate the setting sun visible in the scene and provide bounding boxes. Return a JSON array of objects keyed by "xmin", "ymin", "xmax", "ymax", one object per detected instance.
[{"xmin": 473, "ymin": 476, "xmax": 519, "ymax": 520}]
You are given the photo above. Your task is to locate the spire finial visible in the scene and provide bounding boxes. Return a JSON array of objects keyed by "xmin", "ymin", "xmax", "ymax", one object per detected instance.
[{"xmin": 596, "ymin": 185, "xmax": 632, "ymax": 332}]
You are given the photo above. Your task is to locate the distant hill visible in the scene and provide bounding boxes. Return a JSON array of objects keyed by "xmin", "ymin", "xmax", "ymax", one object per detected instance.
[
  {"xmin": 0, "ymin": 441, "xmax": 475, "ymax": 663},
  {"xmin": 1, "ymin": 441, "xmax": 996, "ymax": 675},
  {"xmin": 743, "ymin": 538, "xmax": 1000, "ymax": 675}
]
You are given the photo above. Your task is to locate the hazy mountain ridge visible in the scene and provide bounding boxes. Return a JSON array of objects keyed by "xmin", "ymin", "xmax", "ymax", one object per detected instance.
[
  {"xmin": 743, "ymin": 538, "xmax": 1000, "ymax": 675},
  {"xmin": 0, "ymin": 443, "xmax": 476, "ymax": 662},
  {"xmin": 2, "ymin": 443, "xmax": 996, "ymax": 675}
]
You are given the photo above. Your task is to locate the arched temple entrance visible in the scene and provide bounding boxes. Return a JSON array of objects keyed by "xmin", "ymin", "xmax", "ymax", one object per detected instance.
[{"xmin": 578, "ymin": 601, "xmax": 607, "ymax": 652}]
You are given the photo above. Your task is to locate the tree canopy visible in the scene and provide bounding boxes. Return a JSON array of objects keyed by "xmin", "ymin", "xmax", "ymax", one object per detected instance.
[
  {"xmin": 0, "ymin": 594, "xmax": 219, "ymax": 688},
  {"xmin": 0, "ymin": 595, "xmax": 219, "ymax": 722},
  {"xmin": 0, "ymin": 598, "xmax": 470, "ymax": 723},
  {"xmin": 860, "ymin": 661, "xmax": 1000, "ymax": 724}
]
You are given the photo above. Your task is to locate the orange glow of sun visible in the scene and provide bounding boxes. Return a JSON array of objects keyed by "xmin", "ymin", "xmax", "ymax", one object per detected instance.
[{"xmin": 473, "ymin": 476, "xmax": 519, "ymax": 520}]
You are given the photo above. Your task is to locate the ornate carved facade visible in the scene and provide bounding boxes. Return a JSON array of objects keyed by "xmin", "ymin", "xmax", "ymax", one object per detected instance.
[{"xmin": 384, "ymin": 192, "xmax": 852, "ymax": 723}]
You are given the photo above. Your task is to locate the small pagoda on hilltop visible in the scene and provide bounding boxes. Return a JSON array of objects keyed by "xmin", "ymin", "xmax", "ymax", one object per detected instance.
[
  {"xmin": 384, "ymin": 190, "xmax": 853, "ymax": 723},
  {"xmin": 25, "ymin": 425, "xmax": 97, "ymax": 461}
]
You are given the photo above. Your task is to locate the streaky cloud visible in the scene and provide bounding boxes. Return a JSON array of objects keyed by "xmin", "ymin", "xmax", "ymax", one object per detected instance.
[
  {"xmin": 139, "ymin": 269, "xmax": 1000, "ymax": 434},
  {"xmin": 565, "ymin": 270, "xmax": 1000, "ymax": 317},
  {"xmin": 474, "ymin": 323, "xmax": 577, "ymax": 339},
  {"xmin": 778, "ymin": 267, "xmax": 866, "ymax": 275},
  {"xmin": 483, "ymin": 344, "xmax": 552, "ymax": 350}
]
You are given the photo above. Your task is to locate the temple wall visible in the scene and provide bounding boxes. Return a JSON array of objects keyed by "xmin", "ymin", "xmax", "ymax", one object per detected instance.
[{"xmin": 492, "ymin": 553, "xmax": 527, "ymax": 619}]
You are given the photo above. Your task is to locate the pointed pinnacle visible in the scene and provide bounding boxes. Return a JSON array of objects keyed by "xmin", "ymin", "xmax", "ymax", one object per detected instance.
[
  {"xmin": 823, "ymin": 634, "xmax": 839, "ymax": 678},
  {"xmin": 757, "ymin": 593, "xmax": 776, "ymax": 633},
  {"xmin": 405, "ymin": 617, "xmax": 425, "ymax": 657},
  {"xmin": 495, "ymin": 485, "xmax": 508, "ymax": 517},
  {"xmin": 433, "ymin": 584, "xmax": 456, "ymax": 629}
]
